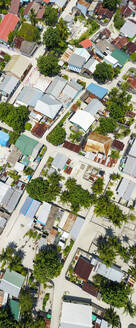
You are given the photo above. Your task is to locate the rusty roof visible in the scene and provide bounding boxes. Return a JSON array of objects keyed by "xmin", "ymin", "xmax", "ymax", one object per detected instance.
[
  {"xmin": 31, "ymin": 123, "xmax": 47, "ymax": 138},
  {"xmin": 112, "ymin": 139, "xmax": 124, "ymax": 151},
  {"xmin": 128, "ymin": 77, "xmax": 136, "ymax": 89},
  {"xmin": 87, "ymin": 132, "xmax": 112, "ymax": 144},
  {"xmin": 63, "ymin": 141, "xmax": 81, "ymax": 153},
  {"xmin": 120, "ymin": 5, "xmax": 132, "ymax": 17},
  {"xmin": 112, "ymin": 36, "xmax": 128, "ymax": 49},
  {"xmin": 95, "ymin": 2, "xmax": 113, "ymax": 19},
  {"xmin": 62, "ymin": 212, "xmax": 77, "ymax": 232},
  {"xmin": 126, "ymin": 41, "xmax": 136, "ymax": 54},
  {"xmin": 82, "ymin": 281, "xmax": 98, "ymax": 296},
  {"xmin": 74, "ymin": 256, "xmax": 93, "ymax": 281}
]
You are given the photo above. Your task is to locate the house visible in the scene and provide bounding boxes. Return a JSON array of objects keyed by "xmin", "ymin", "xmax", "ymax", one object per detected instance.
[
  {"xmin": 0, "ymin": 269, "xmax": 25, "ymax": 298},
  {"xmin": 84, "ymin": 132, "xmax": 112, "ymax": 156},
  {"xmin": 74, "ymin": 48, "xmax": 90, "ymax": 62},
  {"xmin": 74, "ymin": 256, "xmax": 93, "ymax": 281},
  {"xmin": 73, "ymin": 0, "xmax": 90, "ymax": 17},
  {"xmin": 24, "ymin": 2, "xmax": 40, "ymax": 17},
  {"xmin": 35, "ymin": 94, "xmax": 62, "ymax": 120},
  {"xmin": 82, "ymin": 281, "xmax": 98, "ymax": 297},
  {"xmin": 90, "ymin": 256, "xmax": 124, "ymax": 283},
  {"xmin": 33, "ymin": 76, "xmax": 52, "ymax": 92},
  {"xmin": 116, "ymin": 177, "xmax": 136, "ymax": 201},
  {"xmin": 20, "ymin": 41, "xmax": 37, "ymax": 57},
  {"xmin": 20, "ymin": 196, "xmax": 41, "ymax": 219},
  {"xmin": 15, "ymin": 134, "xmax": 42, "ymax": 159},
  {"xmin": 0, "ymin": 131, "xmax": 9, "ymax": 147},
  {"xmin": 95, "ymin": 40, "xmax": 115, "ymax": 58},
  {"xmin": 13, "ymin": 36, "xmax": 24, "ymax": 49},
  {"xmin": 36, "ymin": 202, "xmax": 52, "ymax": 226},
  {"xmin": 95, "ymin": 2, "xmax": 114, "ymax": 20},
  {"xmin": 52, "ymin": 153, "xmax": 68, "ymax": 171},
  {"xmin": 82, "ymin": 58, "xmax": 99, "ymax": 76},
  {"xmin": 104, "ymin": 54, "xmax": 118, "ymax": 67},
  {"xmin": 4, "ymin": 55, "xmax": 31, "ymax": 80},
  {"xmin": 120, "ymin": 20, "xmax": 136, "ymax": 38},
  {"xmin": 111, "ymin": 139, "xmax": 124, "ymax": 151},
  {"xmin": 9, "ymin": 0, "xmax": 20, "ymax": 15},
  {"xmin": 70, "ymin": 216, "xmax": 84, "ymax": 241},
  {"xmin": 60, "ymin": 300, "xmax": 92, "ymax": 328},
  {"xmin": 54, "ymin": 0, "xmax": 68, "ymax": 10},
  {"xmin": 7, "ymin": 145, "xmax": 22, "ymax": 167},
  {"xmin": 123, "ymin": 139, "xmax": 136, "ymax": 177},
  {"xmin": 0, "ymin": 13, "xmax": 19, "ymax": 44},
  {"xmin": 126, "ymin": 41, "xmax": 136, "ymax": 54},
  {"xmin": 16, "ymin": 86, "xmax": 43, "ymax": 108},
  {"xmin": 68, "ymin": 54, "xmax": 86, "ymax": 73},
  {"xmin": 111, "ymin": 48, "xmax": 129, "ymax": 67},
  {"xmin": 120, "ymin": 5, "xmax": 132, "ymax": 17},
  {"xmin": 128, "ymin": 76, "xmax": 136, "ymax": 92},
  {"xmin": 61, "ymin": 47, "xmax": 74, "ymax": 63},
  {"xmin": 58, "ymin": 211, "xmax": 77, "ymax": 233},
  {"xmin": 112, "ymin": 36, "xmax": 128, "ymax": 50},
  {"xmin": 47, "ymin": 228, "xmax": 58, "ymax": 244},
  {"xmin": 9, "ymin": 299, "xmax": 20, "ymax": 321},
  {"xmin": 99, "ymin": 28, "xmax": 111, "ymax": 39},
  {"xmin": 46, "ymin": 76, "xmax": 82, "ymax": 107},
  {"xmin": 86, "ymin": 83, "xmax": 108, "ymax": 99},
  {"xmin": 79, "ymin": 39, "xmax": 92, "ymax": 49},
  {"xmin": 36, "ymin": 6, "xmax": 45, "ymax": 19},
  {"xmin": 84, "ymin": 98, "xmax": 104, "ymax": 116},
  {"xmin": 31, "ymin": 123, "xmax": 47, "ymax": 138},
  {"xmin": 70, "ymin": 109, "xmax": 95, "ymax": 131},
  {"xmin": 0, "ymin": 75, "xmax": 20, "ymax": 99},
  {"xmin": 0, "ymin": 181, "xmax": 23, "ymax": 213}
]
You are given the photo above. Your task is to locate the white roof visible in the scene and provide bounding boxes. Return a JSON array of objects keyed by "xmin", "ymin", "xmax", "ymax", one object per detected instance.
[
  {"xmin": 91, "ymin": 257, "xmax": 124, "ymax": 282},
  {"xmin": 59, "ymin": 211, "xmax": 69, "ymax": 229},
  {"xmin": 52, "ymin": 153, "xmax": 68, "ymax": 170},
  {"xmin": 34, "ymin": 76, "xmax": 51, "ymax": 92},
  {"xmin": 60, "ymin": 302, "xmax": 92, "ymax": 328},
  {"xmin": 120, "ymin": 20, "xmax": 136, "ymax": 38},
  {"xmin": 104, "ymin": 54, "xmax": 118, "ymax": 66},
  {"xmin": 35, "ymin": 94, "xmax": 62, "ymax": 119},
  {"xmin": 0, "ymin": 181, "xmax": 10, "ymax": 203},
  {"xmin": 129, "ymin": 139, "xmax": 136, "ymax": 157},
  {"xmin": 70, "ymin": 109, "xmax": 95, "ymax": 131},
  {"xmin": 14, "ymin": 162, "xmax": 25, "ymax": 172},
  {"xmin": 74, "ymin": 48, "xmax": 90, "ymax": 62},
  {"xmin": 36, "ymin": 202, "xmax": 51, "ymax": 225}
]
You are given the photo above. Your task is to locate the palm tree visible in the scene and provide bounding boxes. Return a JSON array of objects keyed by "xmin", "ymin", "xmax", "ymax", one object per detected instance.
[
  {"xmin": 29, "ymin": 9, "xmax": 37, "ymax": 26},
  {"xmin": 104, "ymin": 307, "xmax": 120, "ymax": 327},
  {"xmin": 124, "ymin": 300, "xmax": 136, "ymax": 317}
]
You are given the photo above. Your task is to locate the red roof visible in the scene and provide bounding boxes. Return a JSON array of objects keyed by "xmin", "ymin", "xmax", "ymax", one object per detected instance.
[
  {"xmin": 82, "ymin": 281, "xmax": 98, "ymax": 296},
  {"xmin": 36, "ymin": 6, "xmax": 45, "ymax": 19},
  {"xmin": 112, "ymin": 139, "xmax": 124, "ymax": 151},
  {"xmin": 79, "ymin": 39, "xmax": 92, "ymax": 48},
  {"xmin": 43, "ymin": 0, "xmax": 50, "ymax": 3},
  {"xmin": 0, "ymin": 13, "xmax": 19, "ymax": 42},
  {"xmin": 128, "ymin": 77, "xmax": 136, "ymax": 89},
  {"xmin": 74, "ymin": 256, "xmax": 93, "ymax": 281},
  {"xmin": 63, "ymin": 141, "xmax": 81, "ymax": 153},
  {"xmin": 9, "ymin": 0, "xmax": 20, "ymax": 15}
]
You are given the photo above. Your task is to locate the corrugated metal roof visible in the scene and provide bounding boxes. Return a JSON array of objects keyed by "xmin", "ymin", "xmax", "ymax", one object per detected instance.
[
  {"xmin": 87, "ymin": 83, "xmax": 108, "ymax": 99},
  {"xmin": 120, "ymin": 20, "xmax": 136, "ymax": 38},
  {"xmin": 70, "ymin": 216, "xmax": 84, "ymax": 241},
  {"xmin": 20, "ymin": 196, "xmax": 41, "ymax": 218},
  {"xmin": 35, "ymin": 94, "xmax": 62, "ymax": 119},
  {"xmin": 68, "ymin": 54, "xmax": 86, "ymax": 68},
  {"xmin": 129, "ymin": 139, "xmax": 136, "ymax": 157},
  {"xmin": 16, "ymin": 86, "xmax": 43, "ymax": 107},
  {"xmin": 0, "ymin": 75, "xmax": 19, "ymax": 95},
  {"xmin": 4, "ymin": 55, "xmax": 30, "ymax": 79},
  {"xmin": 60, "ymin": 301, "xmax": 92, "ymax": 328},
  {"xmin": 36, "ymin": 202, "xmax": 51, "ymax": 225},
  {"xmin": 52, "ymin": 153, "xmax": 68, "ymax": 170},
  {"xmin": 91, "ymin": 257, "xmax": 124, "ymax": 282},
  {"xmin": 70, "ymin": 109, "xmax": 95, "ymax": 131},
  {"xmin": 6, "ymin": 190, "xmax": 23, "ymax": 213},
  {"xmin": 123, "ymin": 156, "xmax": 136, "ymax": 177},
  {"xmin": 46, "ymin": 76, "xmax": 67, "ymax": 99},
  {"xmin": 117, "ymin": 178, "xmax": 136, "ymax": 201},
  {"xmin": 74, "ymin": 48, "xmax": 90, "ymax": 62},
  {"xmin": 15, "ymin": 134, "xmax": 38, "ymax": 156},
  {"xmin": 85, "ymin": 98, "xmax": 104, "ymax": 116},
  {"xmin": 0, "ymin": 269, "xmax": 25, "ymax": 298}
]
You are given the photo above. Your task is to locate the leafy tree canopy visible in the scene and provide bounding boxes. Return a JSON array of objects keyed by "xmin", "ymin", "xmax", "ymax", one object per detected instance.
[
  {"xmin": 18, "ymin": 23, "xmax": 40, "ymax": 42},
  {"xmin": 26, "ymin": 173, "xmax": 61, "ymax": 202},
  {"xmin": 37, "ymin": 54, "xmax": 60, "ymax": 77},
  {"xmin": 103, "ymin": 0, "xmax": 117, "ymax": 11},
  {"xmin": 61, "ymin": 178, "xmax": 92, "ymax": 213},
  {"xmin": 104, "ymin": 307, "xmax": 120, "ymax": 327},
  {"xmin": 47, "ymin": 125, "xmax": 66, "ymax": 145},
  {"xmin": 114, "ymin": 9, "xmax": 124, "ymax": 29},
  {"xmin": 0, "ymin": 305, "xmax": 16, "ymax": 328},
  {"xmin": 94, "ymin": 62, "xmax": 114, "ymax": 83},
  {"xmin": 97, "ymin": 117, "xmax": 117, "ymax": 135},
  {"xmin": 19, "ymin": 288, "xmax": 33, "ymax": 315},
  {"xmin": 107, "ymin": 86, "xmax": 133, "ymax": 122},
  {"xmin": 92, "ymin": 177, "xmax": 104, "ymax": 195},
  {"xmin": 43, "ymin": 26, "xmax": 60, "ymax": 50},
  {"xmin": 44, "ymin": 5, "xmax": 58, "ymax": 26},
  {"xmin": 0, "ymin": 103, "xmax": 29, "ymax": 132},
  {"xmin": 33, "ymin": 245, "xmax": 62, "ymax": 283}
]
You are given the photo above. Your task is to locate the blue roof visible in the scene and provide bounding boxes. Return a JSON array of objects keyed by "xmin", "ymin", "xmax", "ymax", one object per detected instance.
[
  {"xmin": 20, "ymin": 196, "xmax": 41, "ymax": 219},
  {"xmin": 87, "ymin": 83, "xmax": 108, "ymax": 99},
  {"xmin": 77, "ymin": 3, "xmax": 89, "ymax": 16},
  {"xmin": 0, "ymin": 130, "xmax": 9, "ymax": 146}
]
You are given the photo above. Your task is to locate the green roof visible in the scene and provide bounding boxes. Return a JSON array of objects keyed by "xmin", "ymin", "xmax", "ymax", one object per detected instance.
[
  {"xmin": 111, "ymin": 49, "xmax": 129, "ymax": 66},
  {"xmin": 9, "ymin": 300, "xmax": 20, "ymax": 321},
  {"xmin": 4, "ymin": 269, "xmax": 25, "ymax": 288},
  {"xmin": 15, "ymin": 134, "xmax": 38, "ymax": 156}
]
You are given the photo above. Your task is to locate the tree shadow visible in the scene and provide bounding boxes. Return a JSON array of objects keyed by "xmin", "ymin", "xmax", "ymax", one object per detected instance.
[
  {"xmin": 8, "ymin": 242, "xmax": 17, "ymax": 249},
  {"xmin": 122, "ymin": 234, "xmax": 129, "ymax": 244},
  {"xmin": 105, "ymin": 227, "xmax": 115, "ymax": 237},
  {"xmin": 16, "ymin": 249, "xmax": 25, "ymax": 260}
]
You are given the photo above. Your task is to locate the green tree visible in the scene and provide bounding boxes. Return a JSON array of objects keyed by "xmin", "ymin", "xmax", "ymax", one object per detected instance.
[
  {"xmin": 26, "ymin": 174, "xmax": 61, "ymax": 202},
  {"xmin": 130, "ymin": 52, "xmax": 136, "ymax": 62},
  {"xmin": 29, "ymin": 8, "xmax": 37, "ymax": 26},
  {"xmin": 104, "ymin": 307, "xmax": 120, "ymax": 327},
  {"xmin": 110, "ymin": 150, "xmax": 120, "ymax": 159},
  {"xmin": 92, "ymin": 177, "xmax": 104, "ymax": 195},
  {"xmin": 114, "ymin": 9, "xmax": 124, "ymax": 29},
  {"xmin": 107, "ymin": 86, "xmax": 133, "ymax": 122},
  {"xmin": 9, "ymin": 131, "xmax": 19, "ymax": 144},
  {"xmin": 56, "ymin": 18, "xmax": 69, "ymax": 41},
  {"xmin": 97, "ymin": 235, "xmax": 119, "ymax": 266},
  {"xmin": 98, "ymin": 117, "xmax": 117, "ymax": 135},
  {"xmin": 103, "ymin": 0, "xmax": 117, "ymax": 11},
  {"xmin": 33, "ymin": 245, "xmax": 62, "ymax": 283},
  {"xmin": 0, "ymin": 305, "xmax": 16, "ymax": 327},
  {"xmin": 47, "ymin": 125, "xmax": 66, "ymax": 145},
  {"xmin": 19, "ymin": 288, "xmax": 33, "ymax": 315},
  {"xmin": 20, "ymin": 7, "xmax": 25, "ymax": 24},
  {"xmin": 44, "ymin": 5, "xmax": 58, "ymax": 26},
  {"xmin": 18, "ymin": 23, "xmax": 40, "ymax": 42},
  {"xmin": 8, "ymin": 31, "xmax": 16, "ymax": 45},
  {"xmin": 37, "ymin": 54, "xmax": 60, "ymax": 77},
  {"xmin": 43, "ymin": 26, "xmax": 60, "ymax": 50},
  {"xmin": 0, "ymin": 103, "xmax": 29, "ymax": 132},
  {"xmin": 23, "ymin": 167, "xmax": 34, "ymax": 176},
  {"xmin": 123, "ymin": 299, "xmax": 136, "ymax": 317},
  {"xmin": 94, "ymin": 62, "xmax": 114, "ymax": 83}
]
